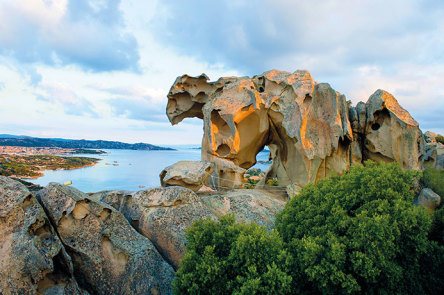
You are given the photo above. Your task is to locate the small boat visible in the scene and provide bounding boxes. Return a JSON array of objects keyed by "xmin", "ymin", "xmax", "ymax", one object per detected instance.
[
  {"xmin": 63, "ymin": 180, "xmax": 73, "ymax": 186},
  {"xmin": 138, "ymin": 185, "xmax": 145, "ymax": 188}
]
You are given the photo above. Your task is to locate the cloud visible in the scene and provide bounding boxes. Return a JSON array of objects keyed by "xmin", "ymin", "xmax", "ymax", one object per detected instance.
[
  {"xmin": 0, "ymin": 0, "xmax": 139, "ymax": 72},
  {"xmin": 153, "ymin": 0, "xmax": 444, "ymax": 75},
  {"xmin": 108, "ymin": 97, "xmax": 166, "ymax": 122},
  {"xmin": 0, "ymin": 81, "xmax": 4, "ymax": 91},
  {"xmin": 150, "ymin": 0, "xmax": 444, "ymax": 135},
  {"xmin": 37, "ymin": 83, "xmax": 97, "ymax": 116}
]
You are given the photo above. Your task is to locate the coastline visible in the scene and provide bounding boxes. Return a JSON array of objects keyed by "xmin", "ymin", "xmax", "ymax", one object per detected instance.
[{"xmin": 18, "ymin": 160, "xmax": 100, "ymax": 179}]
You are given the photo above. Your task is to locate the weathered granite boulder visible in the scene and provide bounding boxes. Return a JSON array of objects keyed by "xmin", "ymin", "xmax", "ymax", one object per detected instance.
[
  {"xmin": 96, "ymin": 186, "xmax": 285, "ymax": 269},
  {"xmin": 424, "ymin": 131, "xmax": 444, "ymax": 169},
  {"xmin": 0, "ymin": 176, "xmax": 85, "ymax": 295},
  {"xmin": 96, "ymin": 186, "xmax": 285, "ymax": 268},
  {"xmin": 417, "ymin": 188, "xmax": 442, "ymax": 211},
  {"xmin": 167, "ymin": 70, "xmax": 424, "ymax": 190},
  {"xmin": 201, "ymin": 189, "xmax": 286, "ymax": 231},
  {"xmin": 37, "ymin": 183, "xmax": 175, "ymax": 295},
  {"xmin": 95, "ymin": 186, "xmax": 216, "ymax": 269},
  {"xmin": 160, "ymin": 160, "xmax": 214, "ymax": 192},
  {"xmin": 364, "ymin": 90, "xmax": 423, "ymax": 169}
]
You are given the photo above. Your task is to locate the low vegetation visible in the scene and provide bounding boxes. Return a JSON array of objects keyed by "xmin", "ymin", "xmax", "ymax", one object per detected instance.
[
  {"xmin": 0, "ymin": 154, "xmax": 99, "ymax": 178},
  {"xmin": 435, "ymin": 134, "xmax": 444, "ymax": 144},
  {"xmin": 174, "ymin": 215, "xmax": 292, "ymax": 294},
  {"xmin": 422, "ymin": 168, "xmax": 444, "ymax": 197},
  {"xmin": 175, "ymin": 162, "xmax": 444, "ymax": 294}
]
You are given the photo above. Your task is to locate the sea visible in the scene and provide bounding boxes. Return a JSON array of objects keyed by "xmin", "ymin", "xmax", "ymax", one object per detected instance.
[{"xmin": 28, "ymin": 145, "xmax": 270, "ymax": 193}]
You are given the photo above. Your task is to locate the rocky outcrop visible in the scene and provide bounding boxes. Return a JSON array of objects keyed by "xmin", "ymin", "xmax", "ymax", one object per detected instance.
[
  {"xmin": 160, "ymin": 160, "xmax": 214, "ymax": 192},
  {"xmin": 364, "ymin": 90, "xmax": 423, "ymax": 169},
  {"xmin": 417, "ymin": 188, "xmax": 442, "ymax": 211},
  {"xmin": 0, "ymin": 176, "xmax": 85, "ymax": 295},
  {"xmin": 94, "ymin": 186, "xmax": 285, "ymax": 269},
  {"xmin": 201, "ymin": 189, "xmax": 286, "ymax": 230},
  {"xmin": 37, "ymin": 183, "xmax": 175, "ymax": 295},
  {"xmin": 167, "ymin": 70, "xmax": 425, "ymax": 189},
  {"xmin": 424, "ymin": 131, "xmax": 444, "ymax": 169},
  {"xmin": 92, "ymin": 187, "xmax": 216, "ymax": 269}
]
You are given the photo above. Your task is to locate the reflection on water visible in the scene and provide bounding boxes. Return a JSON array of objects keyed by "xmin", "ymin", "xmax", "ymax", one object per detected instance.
[{"xmin": 29, "ymin": 147, "xmax": 271, "ymax": 193}]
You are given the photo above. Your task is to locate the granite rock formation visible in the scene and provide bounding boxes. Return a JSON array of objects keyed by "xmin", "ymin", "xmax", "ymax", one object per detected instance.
[
  {"xmin": 167, "ymin": 70, "xmax": 425, "ymax": 189},
  {"xmin": 93, "ymin": 187, "xmax": 285, "ymax": 269},
  {"xmin": 37, "ymin": 183, "xmax": 175, "ymax": 295},
  {"xmin": 424, "ymin": 131, "xmax": 444, "ymax": 169},
  {"xmin": 0, "ymin": 176, "xmax": 86, "ymax": 295},
  {"xmin": 159, "ymin": 160, "xmax": 214, "ymax": 192}
]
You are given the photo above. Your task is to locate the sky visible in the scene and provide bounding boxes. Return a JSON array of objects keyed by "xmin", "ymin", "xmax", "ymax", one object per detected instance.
[{"xmin": 0, "ymin": 0, "xmax": 443, "ymax": 145}]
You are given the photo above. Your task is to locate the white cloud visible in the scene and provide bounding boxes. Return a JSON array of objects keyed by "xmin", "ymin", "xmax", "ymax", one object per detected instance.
[{"xmin": 0, "ymin": 0, "xmax": 443, "ymax": 145}]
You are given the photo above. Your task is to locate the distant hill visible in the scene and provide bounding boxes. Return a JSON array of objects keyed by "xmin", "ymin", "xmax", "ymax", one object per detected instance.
[{"xmin": 0, "ymin": 135, "xmax": 174, "ymax": 151}]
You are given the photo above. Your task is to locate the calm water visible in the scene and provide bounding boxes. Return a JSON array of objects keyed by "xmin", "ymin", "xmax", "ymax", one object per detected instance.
[{"xmin": 29, "ymin": 147, "xmax": 270, "ymax": 192}]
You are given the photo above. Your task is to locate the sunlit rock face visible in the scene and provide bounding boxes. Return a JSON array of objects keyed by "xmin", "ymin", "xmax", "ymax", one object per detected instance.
[{"xmin": 167, "ymin": 70, "xmax": 425, "ymax": 189}]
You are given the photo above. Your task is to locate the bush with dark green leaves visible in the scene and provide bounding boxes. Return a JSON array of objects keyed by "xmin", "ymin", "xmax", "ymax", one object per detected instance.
[
  {"xmin": 176, "ymin": 162, "xmax": 444, "ymax": 294},
  {"xmin": 173, "ymin": 215, "xmax": 292, "ymax": 295},
  {"xmin": 276, "ymin": 162, "xmax": 442, "ymax": 294},
  {"xmin": 436, "ymin": 135, "xmax": 444, "ymax": 144}
]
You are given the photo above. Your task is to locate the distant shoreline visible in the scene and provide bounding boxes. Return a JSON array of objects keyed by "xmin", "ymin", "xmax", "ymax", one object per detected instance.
[
  {"xmin": 0, "ymin": 134, "xmax": 176, "ymax": 151},
  {"xmin": 0, "ymin": 153, "xmax": 100, "ymax": 179}
]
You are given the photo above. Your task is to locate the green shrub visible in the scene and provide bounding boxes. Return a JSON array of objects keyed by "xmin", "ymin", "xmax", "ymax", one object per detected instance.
[
  {"xmin": 173, "ymin": 215, "xmax": 292, "ymax": 295},
  {"xmin": 276, "ymin": 162, "xmax": 436, "ymax": 294},
  {"xmin": 246, "ymin": 168, "xmax": 262, "ymax": 176},
  {"xmin": 422, "ymin": 168, "xmax": 444, "ymax": 197},
  {"xmin": 436, "ymin": 135, "xmax": 444, "ymax": 144},
  {"xmin": 266, "ymin": 178, "xmax": 279, "ymax": 186}
]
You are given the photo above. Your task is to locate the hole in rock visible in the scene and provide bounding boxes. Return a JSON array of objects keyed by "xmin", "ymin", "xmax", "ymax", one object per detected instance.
[
  {"xmin": 371, "ymin": 123, "xmax": 381, "ymax": 131},
  {"xmin": 304, "ymin": 94, "xmax": 312, "ymax": 104},
  {"xmin": 216, "ymin": 144, "xmax": 231, "ymax": 157},
  {"xmin": 258, "ymin": 87, "xmax": 265, "ymax": 93}
]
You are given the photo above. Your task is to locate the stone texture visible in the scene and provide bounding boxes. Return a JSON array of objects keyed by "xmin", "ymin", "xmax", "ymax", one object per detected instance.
[
  {"xmin": 364, "ymin": 90, "xmax": 423, "ymax": 169},
  {"xmin": 201, "ymin": 189, "xmax": 286, "ymax": 231},
  {"xmin": 37, "ymin": 183, "xmax": 175, "ymax": 295},
  {"xmin": 96, "ymin": 186, "xmax": 216, "ymax": 269},
  {"xmin": 424, "ymin": 132, "xmax": 444, "ymax": 169},
  {"xmin": 97, "ymin": 186, "xmax": 285, "ymax": 269},
  {"xmin": 0, "ymin": 176, "xmax": 85, "ymax": 295},
  {"xmin": 417, "ymin": 188, "xmax": 442, "ymax": 211},
  {"xmin": 167, "ymin": 70, "xmax": 424, "ymax": 191},
  {"xmin": 160, "ymin": 160, "xmax": 214, "ymax": 192}
]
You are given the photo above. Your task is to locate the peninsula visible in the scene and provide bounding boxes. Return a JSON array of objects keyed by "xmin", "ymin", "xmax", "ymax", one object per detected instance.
[{"xmin": 0, "ymin": 134, "xmax": 175, "ymax": 150}]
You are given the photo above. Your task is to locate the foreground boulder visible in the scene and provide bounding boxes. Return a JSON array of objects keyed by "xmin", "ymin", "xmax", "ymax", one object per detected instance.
[
  {"xmin": 0, "ymin": 176, "xmax": 85, "ymax": 295},
  {"xmin": 160, "ymin": 160, "xmax": 214, "ymax": 192},
  {"xmin": 417, "ymin": 188, "xmax": 442, "ymax": 211},
  {"xmin": 201, "ymin": 189, "xmax": 286, "ymax": 230},
  {"xmin": 95, "ymin": 186, "xmax": 285, "ymax": 269},
  {"xmin": 38, "ymin": 183, "xmax": 175, "ymax": 295},
  {"xmin": 93, "ymin": 187, "xmax": 216, "ymax": 269},
  {"xmin": 167, "ymin": 70, "xmax": 425, "ymax": 189}
]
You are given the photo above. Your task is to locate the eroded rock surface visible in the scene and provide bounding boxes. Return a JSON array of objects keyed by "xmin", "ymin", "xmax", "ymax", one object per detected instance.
[
  {"xmin": 38, "ymin": 183, "xmax": 175, "ymax": 295},
  {"xmin": 167, "ymin": 70, "xmax": 425, "ymax": 189},
  {"xmin": 160, "ymin": 160, "xmax": 214, "ymax": 192},
  {"xmin": 201, "ymin": 189, "xmax": 286, "ymax": 230},
  {"xmin": 424, "ymin": 131, "xmax": 444, "ymax": 169},
  {"xmin": 0, "ymin": 176, "xmax": 85, "ymax": 295},
  {"xmin": 96, "ymin": 186, "xmax": 285, "ymax": 269},
  {"xmin": 417, "ymin": 188, "xmax": 442, "ymax": 211},
  {"xmin": 95, "ymin": 186, "xmax": 216, "ymax": 269},
  {"xmin": 364, "ymin": 90, "xmax": 423, "ymax": 169}
]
